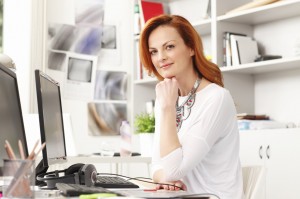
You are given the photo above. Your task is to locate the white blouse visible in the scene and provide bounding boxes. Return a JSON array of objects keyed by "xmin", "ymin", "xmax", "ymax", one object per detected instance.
[{"xmin": 151, "ymin": 83, "xmax": 243, "ymax": 199}]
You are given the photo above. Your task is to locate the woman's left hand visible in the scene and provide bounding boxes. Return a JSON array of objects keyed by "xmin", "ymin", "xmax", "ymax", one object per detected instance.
[{"xmin": 156, "ymin": 180, "xmax": 187, "ymax": 191}]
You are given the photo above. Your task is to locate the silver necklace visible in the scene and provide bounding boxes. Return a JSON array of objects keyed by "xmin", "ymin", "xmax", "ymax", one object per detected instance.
[{"xmin": 176, "ymin": 78, "xmax": 201, "ymax": 132}]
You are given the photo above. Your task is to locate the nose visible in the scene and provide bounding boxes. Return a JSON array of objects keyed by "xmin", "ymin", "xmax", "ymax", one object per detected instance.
[{"xmin": 158, "ymin": 51, "xmax": 167, "ymax": 62}]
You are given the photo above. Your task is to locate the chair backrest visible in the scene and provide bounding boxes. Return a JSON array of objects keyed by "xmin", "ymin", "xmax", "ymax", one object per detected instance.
[{"xmin": 242, "ymin": 166, "xmax": 265, "ymax": 199}]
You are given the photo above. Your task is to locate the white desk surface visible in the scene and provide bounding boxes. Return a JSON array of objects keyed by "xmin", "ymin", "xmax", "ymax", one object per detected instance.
[
  {"xmin": 32, "ymin": 180, "xmax": 219, "ymax": 199},
  {"xmin": 2, "ymin": 157, "xmax": 218, "ymax": 199},
  {"xmin": 34, "ymin": 188, "xmax": 219, "ymax": 199}
]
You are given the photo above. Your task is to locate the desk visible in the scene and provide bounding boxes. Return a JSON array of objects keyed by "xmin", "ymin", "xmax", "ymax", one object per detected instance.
[
  {"xmin": 2, "ymin": 157, "xmax": 220, "ymax": 199},
  {"xmin": 2, "ymin": 187, "xmax": 220, "ymax": 199},
  {"xmin": 65, "ymin": 156, "xmax": 152, "ymax": 176},
  {"xmin": 32, "ymin": 178, "xmax": 219, "ymax": 199},
  {"xmin": 34, "ymin": 188, "xmax": 220, "ymax": 199}
]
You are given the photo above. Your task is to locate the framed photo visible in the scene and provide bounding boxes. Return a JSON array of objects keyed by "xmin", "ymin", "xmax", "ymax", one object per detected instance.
[
  {"xmin": 63, "ymin": 54, "xmax": 98, "ymax": 101},
  {"xmin": 88, "ymin": 102, "xmax": 127, "ymax": 136},
  {"xmin": 47, "ymin": 51, "xmax": 67, "ymax": 71},
  {"xmin": 94, "ymin": 70, "xmax": 127, "ymax": 100},
  {"xmin": 98, "ymin": 21, "xmax": 122, "ymax": 66}
]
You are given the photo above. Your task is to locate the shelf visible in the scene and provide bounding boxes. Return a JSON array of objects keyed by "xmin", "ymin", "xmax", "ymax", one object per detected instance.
[
  {"xmin": 217, "ymin": 0, "xmax": 300, "ymax": 25},
  {"xmin": 239, "ymin": 128, "xmax": 300, "ymax": 133},
  {"xmin": 192, "ymin": 18, "xmax": 211, "ymax": 35},
  {"xmin": 220, "ymin": 56, "xmax": 300, "ymax": 74},
  {"xmin": 133, "ymin": 19, "xmax": 211, "ymax": 41},
  {"xmin": 134, "ymin": 78, "xmax": 158, "ymax": 85}
]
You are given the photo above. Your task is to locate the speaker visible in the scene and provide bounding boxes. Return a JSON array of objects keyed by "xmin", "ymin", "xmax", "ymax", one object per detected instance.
[{"xmin": 36, "ymin": 163, "xmax": 97, "ymax": 189}]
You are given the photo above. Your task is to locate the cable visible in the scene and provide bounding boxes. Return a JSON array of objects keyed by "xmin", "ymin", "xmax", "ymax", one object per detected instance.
[
  {"xmin": 97, "ymin": 173, "xmax": 182, "ymax": 190},
  {"xmin": 97, "ymin": 172, "xmax": 134, "ymax": 180},
  {"xmin": 127, "ymin": 176, "xmax": 152, "ymax": 180},
  {"xmin": 127, "ymin": 177, "xmax": 184, "ymax": 190}
]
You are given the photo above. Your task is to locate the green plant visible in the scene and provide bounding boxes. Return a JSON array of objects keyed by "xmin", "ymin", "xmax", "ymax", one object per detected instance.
[{"xmin": 134, "ymin": 112, "xmax": 155, "ymax": 134}]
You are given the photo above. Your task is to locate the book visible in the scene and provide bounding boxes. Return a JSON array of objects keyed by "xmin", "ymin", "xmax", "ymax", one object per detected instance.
[
  {"xmin": 139, "ymin": 0, "xmax": 164, "ymax": 27},
  {"xmin": 237, "ymin": 113, "xmax": 269, "ymax": 120},
  {"xmin": 238, "ymin": 120, "xmax": 287, "ymax": 130},
  {"xmin": 135, "ymin": 41, "xmax": 142, "ymax": 80},
  {"xmin": 230, "ymin": 35, "xmax": 259, "ymax": 65},
  {"xmin": 223, "ymin": 32, "xmax": 246, "ymax": 66},
  {"xmin": 230, "ymin": 35, "xmax": 250, "ymax": 65},
  {"xmin": 236, "ymin": 37, "xmax": 259, "ymax": 64}
]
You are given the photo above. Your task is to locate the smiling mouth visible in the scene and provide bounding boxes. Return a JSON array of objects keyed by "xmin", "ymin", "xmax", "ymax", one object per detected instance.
[{"xmin": 160, "ymin": 63, "xmax": 172, "ymax": 69}]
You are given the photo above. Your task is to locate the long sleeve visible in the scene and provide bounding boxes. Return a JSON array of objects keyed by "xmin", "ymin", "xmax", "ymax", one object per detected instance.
[{"xmin": 151, "ymin": 84, "xmax": 243, "ymax": 198}]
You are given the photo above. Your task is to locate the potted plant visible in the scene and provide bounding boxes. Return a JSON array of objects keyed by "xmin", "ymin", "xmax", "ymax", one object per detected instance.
[{"xmin": 134, "ymin": 112, "xmax": 155, "ymax": 157}]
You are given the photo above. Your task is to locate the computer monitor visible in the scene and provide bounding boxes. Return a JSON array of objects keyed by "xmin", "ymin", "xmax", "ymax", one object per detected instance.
[
  {"xmin": 35, "ymin": 70, "xmax": 67, "ymax": 171},
  {"xmin": 0, "ymin": 63, "xmax": 28, "ymax": 175}
]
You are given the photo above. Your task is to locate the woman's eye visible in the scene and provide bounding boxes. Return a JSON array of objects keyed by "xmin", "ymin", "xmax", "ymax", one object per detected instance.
[
  {"xmin": 150, "ymin": 50, "xmax": 157, "ymax": 55},
  {"xmin": 166, "ymin": 45, "xmax": 175, "ymax": 50}
]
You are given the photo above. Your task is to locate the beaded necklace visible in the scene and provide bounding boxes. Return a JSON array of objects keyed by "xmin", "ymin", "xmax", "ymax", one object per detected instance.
[{"xmin": 176, "ymin": 78, "xmax": 201, "ymax": 132}]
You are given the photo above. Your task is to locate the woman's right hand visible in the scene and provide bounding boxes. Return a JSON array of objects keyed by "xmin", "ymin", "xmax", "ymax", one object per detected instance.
[
  {"xmin": 155, "ymin": 77, "xmax": 179, "ymax": 110},
  {"xmin": 156, "ymin": 180, "xmax": 187, "ymax": 191}
]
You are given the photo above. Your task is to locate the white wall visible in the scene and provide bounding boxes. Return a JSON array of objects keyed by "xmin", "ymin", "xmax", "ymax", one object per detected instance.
[
  {"xmin": 3, "ymin": 0, "xmax": 140, "ymax": 157},
  {"xmin": 253, "ymin": 16, "xmax": 300, "ymax": 125},
  {"xmin": 3, "ymin": 0, "xmax": 33, "ymax": 113},
  {"xmin": 45, "ymin": 0, "xmax": 137, "ymax": 155},
  {"xmin": 254, "ymin": 16, "xmax": 300, "ymax": 58},
  {"xmin": 255, "ymin": 68, "xmax": 300, "ymax": 125}
]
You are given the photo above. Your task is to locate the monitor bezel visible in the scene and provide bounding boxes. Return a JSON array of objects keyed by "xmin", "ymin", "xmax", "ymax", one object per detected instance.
[
  {"xmin": 0, "ymin": 63, "xmax": 29, "ymax": 173},
  {"xmin": 35, "ymin": 70, "xmax": 67, "ymax": 168}
]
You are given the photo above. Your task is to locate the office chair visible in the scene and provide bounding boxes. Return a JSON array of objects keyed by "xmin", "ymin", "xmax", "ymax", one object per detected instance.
[{"xmin": 242, "ymin": 166, "xmax": 265, "ymax": 199}]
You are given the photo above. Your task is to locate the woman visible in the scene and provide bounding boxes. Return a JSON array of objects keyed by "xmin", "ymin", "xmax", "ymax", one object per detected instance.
[{"xmin": 139, "ymin": 15, "xmax": 243, "ymax": 199}]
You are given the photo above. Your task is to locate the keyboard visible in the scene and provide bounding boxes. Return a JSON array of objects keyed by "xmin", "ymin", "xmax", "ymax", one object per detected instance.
[
  {"xmin": 56, "ymin": 183, "xmax": 121, "ymax": 197},
  {"xmin": 95, "ymin": 176, "xmax": 139, "ymax": 188}
]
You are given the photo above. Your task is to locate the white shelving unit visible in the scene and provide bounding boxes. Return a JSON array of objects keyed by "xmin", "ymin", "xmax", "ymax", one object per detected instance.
[
  {"xmin": 217, "ymin": 0, "xmax": 300, "ymax": 24},
  {"xmin": 221, "ymin": 56, "xmax": 300, "ymax": 74},
  {"xmin": 132, "ymin": 0, "xmax": 300, "ymax": 121},
  {"xmin": 131, "ymin": 0, "xmax": 300, "ymax": 198}
]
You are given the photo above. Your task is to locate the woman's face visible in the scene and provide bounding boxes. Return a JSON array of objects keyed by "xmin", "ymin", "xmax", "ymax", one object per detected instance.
[{"xmin": 148, "ymin": 25, "xmax": 194, "ymax": 79}]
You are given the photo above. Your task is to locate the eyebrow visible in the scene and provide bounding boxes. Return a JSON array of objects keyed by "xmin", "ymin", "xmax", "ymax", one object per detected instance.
[{"xmin": 149, "ymin": 40, "xmax": 176, "ymax": 50}]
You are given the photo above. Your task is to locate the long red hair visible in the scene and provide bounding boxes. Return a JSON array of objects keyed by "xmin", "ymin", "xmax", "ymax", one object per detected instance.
[{"xmin": 139, "ymin": 14, "xmax": 223, "ymax": 87}]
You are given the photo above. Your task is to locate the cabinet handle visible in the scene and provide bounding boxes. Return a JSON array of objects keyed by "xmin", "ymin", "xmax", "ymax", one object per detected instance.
[
  {"xmin": 266, "ymin": 145, "xmax": 270, "ymax": 159},
  {"xmin": 259, "ymin": 146, "xmax": 263, "ymax": 159}
]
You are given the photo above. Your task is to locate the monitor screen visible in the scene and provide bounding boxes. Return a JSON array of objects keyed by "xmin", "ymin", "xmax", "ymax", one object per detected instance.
[
  {"xmin": 35, "ymin": 70, "xmax": 67, "ymax": 167},
  {"xmin": 0, "ymin": 64, "xmax": 28, "ymax": 175}
]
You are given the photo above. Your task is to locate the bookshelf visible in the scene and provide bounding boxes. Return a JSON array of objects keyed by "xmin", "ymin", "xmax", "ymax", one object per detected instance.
[
  {"xmin": 192, "ymin": 19, "xmax": 212, "ymax": 35},
  {"xmin": 131, "ymin": 0, "xmax": 300, "ymax": 198},
  {"xmin": 217, "ymin": 0, "xmax": 300, "ymax": 24},
  {"xmin": 221, "ymin": 56, "xmax": 300, "ymax": 74},
  {"xmin": 132, "ymin": 0, "xmax": 300, "ymax": 119}
]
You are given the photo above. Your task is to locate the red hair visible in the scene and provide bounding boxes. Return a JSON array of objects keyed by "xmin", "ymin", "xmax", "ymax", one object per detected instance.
[{"xmin": 139, "ymin": 14, "xmax": 223, "ymax": 87}]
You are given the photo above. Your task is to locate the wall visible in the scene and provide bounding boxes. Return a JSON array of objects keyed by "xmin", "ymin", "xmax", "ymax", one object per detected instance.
[
  {"xmin": 3, "ymin": 0, "xmax": 141, "ymax": 156},
  {"xmin": 255, "ymin": 68, "xmax": 300, "ymax": 125},
  {"xmin": 254, "ymin": 16, "xmax": 300, "ymax": 124},
  {"xmin": 45, "ymin": 0, "xmax": 137, "ymax": 155},
  {"xmin": 3, "ymin": 0, "xmax": 33, "ymax": 113}
]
